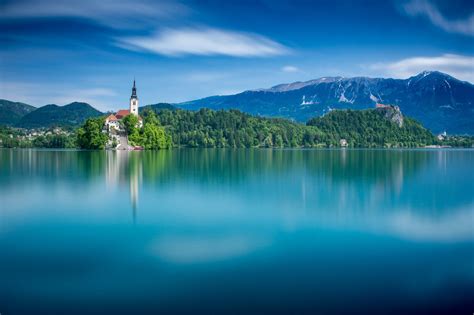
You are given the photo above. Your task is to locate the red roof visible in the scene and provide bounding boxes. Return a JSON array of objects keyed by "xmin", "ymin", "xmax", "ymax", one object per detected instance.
[
  {"xmin": 106, "ymin": 114, "xmax": 118, "ymax": 122},
  {"xmin": 115, "ymin": 109, "xmax": 130, "ymax": 119}
]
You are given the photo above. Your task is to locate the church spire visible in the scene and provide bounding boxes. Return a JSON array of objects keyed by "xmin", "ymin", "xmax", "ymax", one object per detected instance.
[
  {"xmin": 131, "ymin": 79, "xmax": 137, "ymax": 99},
  {"xmin": 129, "ymin": 79, "xmax": 139, "ymax": 116}
]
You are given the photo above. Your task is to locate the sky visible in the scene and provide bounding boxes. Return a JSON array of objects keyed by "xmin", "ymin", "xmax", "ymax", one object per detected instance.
[{"xmin": 0, "ymin": 0, "xmax": 473, "ymax": 111}]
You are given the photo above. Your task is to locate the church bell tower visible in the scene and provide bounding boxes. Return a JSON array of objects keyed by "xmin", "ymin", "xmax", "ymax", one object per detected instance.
[{"xmin": 130, "ymin": 79, "xmax": 138, "ymax": 116}]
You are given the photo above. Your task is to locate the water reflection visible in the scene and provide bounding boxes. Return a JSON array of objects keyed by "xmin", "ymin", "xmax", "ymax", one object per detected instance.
[
  {"xmin": 141, "ymin": 148, "xmax": 467, "ymax": 226},
  {"xmin": 105, "ymin": 151, "xmax": 142, "ymax": 223},
  {"xmin": 1, "ymin": 148, "xmax": 473, "ymax": 314},
  {"xmin": 1, "ymin": 148, "xmax": 473, "ymax": 241}
]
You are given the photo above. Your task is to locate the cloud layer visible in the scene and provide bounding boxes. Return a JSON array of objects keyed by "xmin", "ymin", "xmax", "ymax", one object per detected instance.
[
  {"xmin": 402, "ymin": 0, "xmax": 474, "ymax": 36},
  {"xmin": 370, "ymin": 54, "xmax": 474, "ymax": 82},
  {"xmin": 118, "ymin": 27, "xmax": 289, "ymax": 57},
  {"xmin": 1, "ymin": 0, "xmax": 187, "ymax": 29}
]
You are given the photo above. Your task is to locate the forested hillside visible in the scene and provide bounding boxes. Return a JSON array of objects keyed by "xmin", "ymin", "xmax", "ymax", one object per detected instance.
[
  {"xmin": 17, "ymin": 102, "xmax": 103, "ymax": 128},
  {"xmin": 0, "ymin": 99, "xmax": 36, "ymax": 125},
  {"xmin": 306, "ymin": 108, "xmax": 436, "ymax": 147},
  {"xmin": 148, "ymin": 107, "xmax": 438, "ymax": 148},
  {"xmin": 4, "ymin": 107, "xmax": 472, "ymax": 149}
]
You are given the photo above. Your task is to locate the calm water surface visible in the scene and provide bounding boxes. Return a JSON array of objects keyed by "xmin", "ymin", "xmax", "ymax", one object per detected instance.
[{"xmin": 1, "ymin": 149, "xmax": 473, "ymax": 314}]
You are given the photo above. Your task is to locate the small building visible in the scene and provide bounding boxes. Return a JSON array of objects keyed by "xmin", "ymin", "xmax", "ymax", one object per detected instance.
[
  {"xmin": 340, "ymin": 139, "xmax": 348, "ymax": 147},
  {"xmin": 437, "ymin": 131, "xmax": 447, "ymax": 141},
  {"xmin": 105, "ymin": 114, "xmax": 119, "ymax": 131}
]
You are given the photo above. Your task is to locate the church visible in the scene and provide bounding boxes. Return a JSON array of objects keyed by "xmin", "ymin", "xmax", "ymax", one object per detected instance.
[{"xmin": 105, "ymin": 80, "xmax": 143, "ymax": 131}]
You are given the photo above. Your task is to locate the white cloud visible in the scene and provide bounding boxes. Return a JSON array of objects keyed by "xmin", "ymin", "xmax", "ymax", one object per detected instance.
[
  {"xmin": 281, "ymin": 65, "xmax": 300, "ymax": 73},
  {"xmin": 0, "ymin": 0, "xmax": 188, "ymax": 29},
  {"xmin": 402, "ymin": 0, "xmax": 474, "ymax": 36},
  {"xmin": 117, "ymin": 27, "xmax": 289, "ymax": 57},
  {"xmin": 369, "ymin": 54, "xmax": 474, "ymax": 82}
]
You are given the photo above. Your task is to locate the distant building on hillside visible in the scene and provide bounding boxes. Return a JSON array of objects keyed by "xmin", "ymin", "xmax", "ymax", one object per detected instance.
[
  {"xmin": 105, "ymin": 80, "xmax": 143, "ymax": 131},
  {"xmin": 437, "ymin": 131, "xmax": 447, "ymax": 141}
]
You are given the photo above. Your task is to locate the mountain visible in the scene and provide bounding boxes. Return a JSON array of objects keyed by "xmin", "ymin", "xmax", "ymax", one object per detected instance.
[
  {"xmin": 17, "ymin": 102, "xmax": 103, "ymax": 128},
  {"xmin": 179, "ymin": 71, "xmax": 474, "ymax": 134},
  {"xmin": 141, "ymin": 103, "xmax": 176, "ymax": 113},
  {"xmin": 0, "ymin": 99, "xmax": 36, "ymax": 126}
]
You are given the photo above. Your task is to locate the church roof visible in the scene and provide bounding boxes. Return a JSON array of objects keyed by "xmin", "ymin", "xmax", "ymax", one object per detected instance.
[{"xmin": 115, "ymin": 109, "xmax": 130, "ymax": 119}]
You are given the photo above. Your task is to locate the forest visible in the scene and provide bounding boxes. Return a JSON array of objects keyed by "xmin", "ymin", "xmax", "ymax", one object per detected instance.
[
  {"xmin": 148, "ymin": 107, "xmax": 439, "ymax": 148},
  {"xmin": 2, "ymin": 108, "xmax": 473, "ymax": 149}
]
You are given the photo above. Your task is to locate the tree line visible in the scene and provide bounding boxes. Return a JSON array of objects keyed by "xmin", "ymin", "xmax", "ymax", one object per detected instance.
[
  {"xmin": 2, "ymin": 108, "xmax": 473, "ymax": 149},
  {"xmin": 148, "ymin": 108, "xmax": 438, "ymax": 148}
]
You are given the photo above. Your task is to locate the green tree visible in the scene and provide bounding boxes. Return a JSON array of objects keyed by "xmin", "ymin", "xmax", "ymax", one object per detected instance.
[
  {"xmin": 122, "ymin": 114, "xmax": 139, "ymax": 135},
  {"xmin": 77, "ymin": 117, "xmax": 108, "ymax": 149},
  {"xmin": 142, "ymin": 123, "xmax": 172, "ymax": 149},
  {"xmin": 128, "ymin": 128, "xmax": 142, "ymax": 146},
  {"xmin": 143, "ymin": 108, "xmax": 160, "ymax": 125}
]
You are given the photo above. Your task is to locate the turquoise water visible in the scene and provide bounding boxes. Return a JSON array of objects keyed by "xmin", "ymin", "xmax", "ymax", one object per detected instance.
[{"xmin": 1, "ymin": 149, "xmax": 473, "ymax": 314}]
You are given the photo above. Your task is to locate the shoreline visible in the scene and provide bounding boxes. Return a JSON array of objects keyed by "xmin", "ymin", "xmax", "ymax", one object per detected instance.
[{"xmin": 2, "ymin": 146, "xmax": 474, "ymax": 152}]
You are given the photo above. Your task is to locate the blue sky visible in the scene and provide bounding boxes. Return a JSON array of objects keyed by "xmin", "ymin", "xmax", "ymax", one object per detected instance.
[{"xmin": 1, "ymin": 0, "xmax": 473, "ymax": 111}]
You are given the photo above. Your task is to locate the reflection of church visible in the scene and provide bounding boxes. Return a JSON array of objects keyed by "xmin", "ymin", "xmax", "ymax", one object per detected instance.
[
  {"xmin": 130, "ymin": 161, "xmax": 140, "ymax": 222},
  {"xmin": 106, "ymin": 151, "xmax": 142, "ymax": 223},
  {"xmin": 105, "ymin": 80, "xmax": 143, "ymax": 131}
]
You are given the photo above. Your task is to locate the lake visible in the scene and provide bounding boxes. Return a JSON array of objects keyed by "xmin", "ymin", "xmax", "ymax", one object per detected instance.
[{"xmin": 1, "ymin": 149, "xmax": 473, "ymax": 314}]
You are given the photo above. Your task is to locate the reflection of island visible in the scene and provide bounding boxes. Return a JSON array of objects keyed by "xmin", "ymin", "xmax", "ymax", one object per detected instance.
[
  {"xmin": 105, "ymin": 151, "xmax": 142, "ymax": 223},
  {"xmin": 100, "ymin": 149, "xmax": 447, "ymax": 215},
  {"xmin": 14, "ymin": 148, "xmax": 464, "ymax": 224},
  {"xmin": 2, "ymin": 149, "xmax": 473, "ymax": 241}
]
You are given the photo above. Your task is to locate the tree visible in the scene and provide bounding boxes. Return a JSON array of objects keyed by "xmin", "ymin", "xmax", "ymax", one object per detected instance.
[
  {"xmin": 77, "ymin": 117, "xmax": 108, "ymax": 149},
  {"xmin": 143, "ymin": 108, "xmax": 160, "ymax": 126},
  {"xmin": 142, "ymin": 123, "xmax": 172, "ymax": 149},
  {"xmin": 128, "ymin": 128, "xmax": 142, "ymax": 146},
  {"xmin": 122, "ymin": 114, "xmax": 139, "ymax": 135}
]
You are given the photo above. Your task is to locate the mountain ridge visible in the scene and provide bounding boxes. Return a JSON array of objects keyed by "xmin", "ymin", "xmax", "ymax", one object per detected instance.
[
  {"xmin": 17, "ymin": 102, "xmax": 103, "ymax": 128},
  {"xmin": 256, "ymin": 71, "xmax": 468, "ymax": 93},
  {"xmin": 1, "ymin": 71, "xmax": 472, "ymax": 134},
  {"xmin": 179, "ymin": 71, "xmax": 474, "ymax": 134},
  {"xmin": 0, "ymin": 99, "xmax": 37, "ymax": 126}
]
